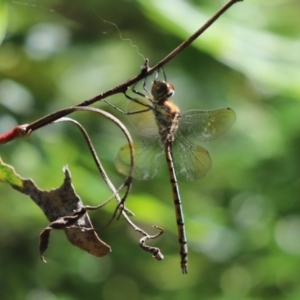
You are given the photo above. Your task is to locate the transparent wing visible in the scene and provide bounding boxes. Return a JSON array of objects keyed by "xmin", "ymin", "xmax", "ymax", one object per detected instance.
[
  {"xmin": 173, "ymin": 135, "xmax": 212, "ymax": 181},
  {"xmin": 115, "ymin": 140, "xmax": 164, "ymax": 180},
  {"xmin": 127, "ymin": 98, "xmax": 158, "ymax": 137},
  {"xmin": 179, "ymin": 108, "xmax": 236, "ymax": 142}
]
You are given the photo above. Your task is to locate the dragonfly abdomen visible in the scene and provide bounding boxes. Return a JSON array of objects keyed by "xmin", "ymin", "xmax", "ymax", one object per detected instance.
[{"xmin": 165, "ymin": 140, "xmax": 188, "ymax": 274}]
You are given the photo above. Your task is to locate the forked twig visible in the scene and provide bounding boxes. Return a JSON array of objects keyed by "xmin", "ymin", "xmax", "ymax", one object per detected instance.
[
  {"xmin": 0, "ymin": 0, "xmax": 242, "ymax": 262},
  {"xmin": 51, "ymin": 109, "xmax": 165, "ymax": 259}
]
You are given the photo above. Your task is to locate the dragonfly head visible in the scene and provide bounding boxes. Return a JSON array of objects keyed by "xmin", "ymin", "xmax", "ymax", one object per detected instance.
[{"xmin": 151, "ymin": 80, "xmax": 175, "ymax": 101}]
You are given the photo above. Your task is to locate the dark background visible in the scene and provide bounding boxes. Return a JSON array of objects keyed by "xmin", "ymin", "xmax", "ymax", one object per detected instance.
[{"xmin": 1, "ymin": 0, "xmax": 300, "ymax": 299}]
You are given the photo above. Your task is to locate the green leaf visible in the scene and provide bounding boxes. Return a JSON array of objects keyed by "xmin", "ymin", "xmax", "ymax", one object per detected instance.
[{"xmin": 0, "ymin": 156, "xmax": 24, "ymax": 189}]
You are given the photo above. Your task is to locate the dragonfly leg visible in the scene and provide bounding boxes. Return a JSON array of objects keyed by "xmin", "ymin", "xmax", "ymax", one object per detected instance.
[{"xmin": 104, "ymin": 99, "xmax": 151, "ymax": 115}]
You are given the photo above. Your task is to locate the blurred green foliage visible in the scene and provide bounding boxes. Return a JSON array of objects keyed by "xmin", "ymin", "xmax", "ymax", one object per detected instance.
[{"xmin": 1, "ymin": 0, "xmax": 300, "ymax": 299}]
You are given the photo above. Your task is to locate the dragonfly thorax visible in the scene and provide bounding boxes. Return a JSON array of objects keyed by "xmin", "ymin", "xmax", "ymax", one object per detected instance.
[
  {"xmin": 150, "ymin": 80, "xmax": 180, "ymax": 142},
  {"xmin": 154, "ymin": 99, "xmax": 181, "ymax": 143}
]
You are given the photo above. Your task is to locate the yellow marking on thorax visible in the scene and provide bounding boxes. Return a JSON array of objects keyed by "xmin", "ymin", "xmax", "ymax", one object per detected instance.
[{"xmin": 153, "ymin": 99, "xmax": 181, "ymax": 142}]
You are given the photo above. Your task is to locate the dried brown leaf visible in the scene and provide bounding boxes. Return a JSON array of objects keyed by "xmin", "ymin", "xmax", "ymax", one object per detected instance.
[{"xmin": 5, "ymin": 163, "xmax": 111, "ymax": 260}]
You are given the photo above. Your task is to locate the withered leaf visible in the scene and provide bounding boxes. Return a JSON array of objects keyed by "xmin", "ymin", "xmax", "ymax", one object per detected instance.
[{"xmin": 0, "ymin": 158, "xmax": 111, "ymax": 261}]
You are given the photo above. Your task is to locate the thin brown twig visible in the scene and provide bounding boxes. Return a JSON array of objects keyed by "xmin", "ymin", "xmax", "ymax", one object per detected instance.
[
  {"xmin": 52, "ymin": 107, "xmax": 135, "ymax": 210},
  {"xmin": 149, "ymin": 0, "xmax": 243, "ymax": 73},
  {"xmin": 49, "ymin": 109, "xmax": 154, "ymax": 240},
  {"xmin": 54, "ymin": 117, "xmax": 133, "ymax": 214}
]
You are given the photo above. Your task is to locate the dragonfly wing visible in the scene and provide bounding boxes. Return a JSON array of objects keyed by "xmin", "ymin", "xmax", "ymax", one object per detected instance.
[
  {"xmin": 179, "ymin": 108, "xmax": 236, "ymax": 142},
  {"xmin": 173, "ymin": 137, "xmax": 212, "ymax": 181},
  {"xmin": 127, "ymin": 98, "xmax": 158, "ymax": 137},
  {"xmin": 115, "ymin": 140, "xmax": 164, "ymax": 180}
]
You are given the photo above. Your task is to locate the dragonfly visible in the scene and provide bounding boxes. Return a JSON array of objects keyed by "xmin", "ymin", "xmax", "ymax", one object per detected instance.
[{"xmin": 113, "ymin": 78, "xmax": 236, "ymax": 274}]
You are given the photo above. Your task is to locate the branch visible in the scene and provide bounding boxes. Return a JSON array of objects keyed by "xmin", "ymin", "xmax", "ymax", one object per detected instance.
[{"xmin": 0, "ymin": 0, "xmax": 241, "ymax": 141}]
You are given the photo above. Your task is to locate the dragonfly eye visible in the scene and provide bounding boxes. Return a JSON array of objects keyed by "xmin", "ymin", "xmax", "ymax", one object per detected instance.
[{"xmin": 151, "ymin": 80, "xmax": 175, "ymax": 100}]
